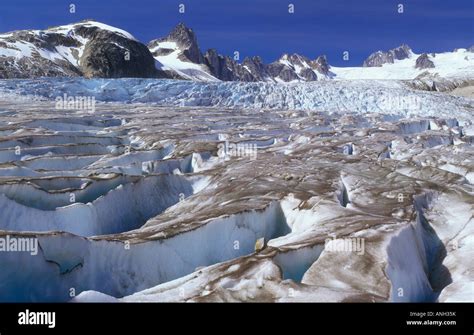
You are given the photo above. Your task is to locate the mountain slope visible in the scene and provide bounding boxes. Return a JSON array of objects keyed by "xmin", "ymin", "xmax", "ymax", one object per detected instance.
[
  {"xmin": 363, "ymin": 44, "xmax": 413, "ymax": 67},
  {"xmin": 266, "ymin": 53, "xmax": 334, "ymax": 82},
  {"xmin": 332, "ymin": 47, "xmax": 474, "ymax": 82},
  {"xmin": 147, "ymin": 26, "xmax": 474, "ymax": 85},
  {"xmin": 148, "ymin": 23, "xmax": 335, "ymax": 83},
  {"xmin": 0, "ymin": 20, "xmax": 168, "ymax": 79},
  {"xmin": 0, "ymin": 20, "xmax": 472, "ymax": 87},
  {"xmin": 148, "ymin": 23, "xmax": 218, "ymax": 81}
]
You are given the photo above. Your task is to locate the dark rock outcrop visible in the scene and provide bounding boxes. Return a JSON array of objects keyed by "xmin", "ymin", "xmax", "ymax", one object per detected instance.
[
  {"xmin": 408, "ymin": 71, "xmax": 474, "ymax": 92},
  {"xmin": 363, "ymin": 44, "xmax": 412, "ymax": 67},
  {"xmin": 204, "ymin": 49, "xmax": 255, "ymax": 81},
  {"xmin": 266, "ymin": 62, "xmax": 300, "ymax": 82},
  {"xmin": 299, "ymin": 67, "xmax": 318, "ymax": 81},
  {"xmin": 391, "ymin": 44, "xmax": 412, "ymax": 60},
  {"xmin": 242, "ymin": 56, "xmax": 270, "ymax": 81},
  {"xmin": 266, "ymin": 54, "xmax": 319, "ymax": 82},
  {"xmin": 203, "ymin": 49, "xmax": 326, "ymax": 82},
  {"xmin": 311, "ymin": 55, "xmax": 330, "ymax": 76},
  {"xmin": 78, "ymin": 26, "xmax": 161, "ymax": 78},
  {"xmin": 415, "ymin": 53, "xmax": 435, "ymax": 70}
]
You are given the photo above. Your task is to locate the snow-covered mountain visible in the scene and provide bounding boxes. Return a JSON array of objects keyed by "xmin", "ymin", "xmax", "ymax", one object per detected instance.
[
  {"xmin": 0, "ymin": 20, "xmax": 473, "ymax": 88},
  {"xmin": 147, "ymin": 25, "xmax": 473, "ymax": 85},
  {"xmin": 0, "ymin": 20, "xmax": 169, "ymax": 79},
  {"xmin": 332, "ymin": 45, "xmax": 474, "ymax": 81},
  {"xmin": 148, "ymin": 23, "xmax": 217, "ymax": 81},
  {"xmin": 148, "ymin": 24, "xmax": 333, "ymax": 83},
  {"xmin": 265, "ymin": 54, "xmax": 333, "ymax": 82},
  {"xmin": 362, "ymin": 44, "xmax": 413, "ymax": 67}
]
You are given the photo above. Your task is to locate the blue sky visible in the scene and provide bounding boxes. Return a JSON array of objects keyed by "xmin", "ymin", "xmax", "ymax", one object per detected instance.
[{"xmin": 0, "ymin": 0, "xmax": 473, "ymax": 66}]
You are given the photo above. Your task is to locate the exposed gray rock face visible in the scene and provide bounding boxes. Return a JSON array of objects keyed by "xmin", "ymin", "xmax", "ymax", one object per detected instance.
[
  {"xmin": 276, "ymin": 65, "xmax": 301, "ymax": 82},
  {"xmin": 0, "ymin": 31, "xmax": 81, "ymax": 78},
  {"xmin": 298, "ymin": 67, "xmax": 318, "ymax": 81},
  {"xmin": 266, "ymin": 54, "xmax": 319, "ymax": 82},
  {"xmin": 77, "ymin": 26, "xmax": 161, "ymax": 78},
  {"xmin": 204, "ymin": 51, "xmax": 331, "ymax": 82},
  {"xmin": 204, "ymin": 49, "xmax": 255, "ymax": 81},
  {"xmin": 468, "ymin": 45, "xmax": 474, "ymax": 52},
  {"xmin": 0, "ymin": 55, "xmax": 80, "ymax": 79},
  {"xmin": 415, "ymin": 53, "xmax": 435, "ymax": 70},
  {"xmin": 152, "ymin": 48, "xmax": 175, "ymax": 57},
  {"xmin": 203, "ymin": 49, "xmax": 327, "ymax": 82},
  {"xmin": 266, "ymin": 62, "xmax": 289, "ymax": 81},
  {"xmin": 311, "ymin": 55, "xmax": 330, "ymax": 76},
  {"xmin": 242, "ymin": 56, "xmax": 270, "ymax": 81},
  {"xmin": 202, "ymin": 49, "xmax": 222, "ymax": 77},
  {"xmin": 408, "ymin": 71, "xmax": 474, "ymax": 92},
  {"xmin": 363, "ymin": 51, "xmax": 390, "ymax": 67},
  {"xmin": 0, "ymin": 21, "xmax": 167, "ymax": 79},
  {"xmin": 391, "ymin": 44, "xmax": 412, "ymax": 60},
  {"xmin": 285, "ymin": 53, "xmax": 311, "ymax": 67},
  {"xmin": 363, "ymin": 44, "xmax": 412, "ymax": 67}
]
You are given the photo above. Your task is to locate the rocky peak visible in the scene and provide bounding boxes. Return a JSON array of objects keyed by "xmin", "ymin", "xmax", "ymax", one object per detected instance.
[
  {"xmin": 259, "ymin": 53, "xmax": 322, "ymax": 82},
  {"xmin": 363, "ymin": 50, "xmax": 387, "ymax": 67},
  {"xmin": 279, "ymin": 53, "xmax": 311, "ymax": 67},
  {"xmin": 203, "ymin": 49, "xmax": 220, "ymax": 67},
  {"xmin": 242, "ymin": 56, "xmax": 269, "ymax": 81},
  {"xmin": 204, "ymin": 49, "xmax": 256, "ymax": 82},
  {"xmin": 391, "ymin": 44, "xmax": 412, "ymax": 60},
  {"xmin": 363, "ymin": 44, "xmax": 412, "ymax": 67},
  {"xmin": 267, "ymin": 61, "xmax": 298, "ymax": 82},
  {"xmin": 311, "ymin": 55, "xmax": 330, "ymax": 75},
  {"xmin": 150, "ymin": 23, "xmax": 204, "ymax": 64},
  {"xmin": 203, "ymin": 49, "xmax": 226, "ymax": 77},
  {"xmin": 243, "ymin": 55, "xmax": 264, "ymax": 65},
  {"xmin": 415, "ymin": 53, "xmax": 435, "ymax": 69},
  {"xmin": 167, "ymin": 23, "xmax": 197, "ymax": 49}
]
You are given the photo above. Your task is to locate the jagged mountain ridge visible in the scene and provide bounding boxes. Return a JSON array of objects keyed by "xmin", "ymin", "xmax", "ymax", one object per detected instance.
[
  {"xmin": 0, "ymin": 20, "xmax": 473, "ymax": 85},
  {"xmin": 363, "ymin": 44, "xmax": 413, "ymax": 67},
  {"xmin": 145, "ymin": 23, "xmax": 474, "ymax": 84},
  {"xmin": 148, "ymin": 23, "xmax": 330, "ymax": 82}
]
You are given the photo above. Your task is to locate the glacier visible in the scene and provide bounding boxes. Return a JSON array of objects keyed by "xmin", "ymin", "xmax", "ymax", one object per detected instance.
[
  {"xmin": 0, "ymin": 78, "xmax": 472, "ymax": 303},
  {"xmin": 0, "ymin": 78, "xmax": 473, "ymax": 120}
]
